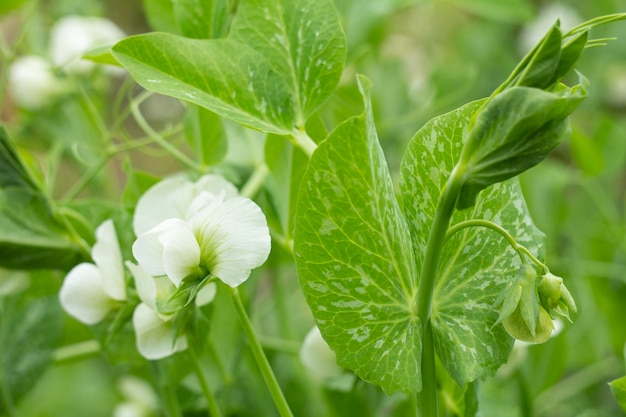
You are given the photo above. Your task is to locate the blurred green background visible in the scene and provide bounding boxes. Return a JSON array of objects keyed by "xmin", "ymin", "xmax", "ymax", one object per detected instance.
[{"xmin": 1, "ymin": 0, "xmax": 625, "ymax": 416}]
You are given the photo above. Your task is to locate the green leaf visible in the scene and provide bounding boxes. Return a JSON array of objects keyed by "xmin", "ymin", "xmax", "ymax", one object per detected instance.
[
  {"xmin": 457, "ymin": 82, "xmax": 587, "ymax": 209},
  {"xmin": 294, "ymin": 76, "xmax": 420, "ymax": 394},
  {"xmin": 0, "ymin": 127, "xmax": 86, "ymax": 270},
  {"xmin": 399, "ymin": 100, "xmax": 545, "ymax": 385},
  {"xmin": 515, "ymin": 22, "xmax": 562, "ymax": 89},
  {"xmin": 609, "ymin": 375, "xmax": 626, "ymax": 412},
  {"xmin": 113, "ymin": 0, "xmax": 346, "ymax": 135},
  {"xmin": 143, "ymin": 0, "xmax": 179, "ymax": 33},
  {"xmin": 184, "ymin": 104, "xmax": 228, "ymax": 166},
  {"xmin": 174, "ymin": 0, "xmax": 230, "ymax": 39},
  {"xmin": 0, "ymin": 296, "xmax": 63, "ymax": 412}
]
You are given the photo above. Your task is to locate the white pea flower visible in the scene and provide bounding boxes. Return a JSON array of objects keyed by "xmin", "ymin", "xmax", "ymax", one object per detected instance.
[
  {"xmin": 59, "ymin": 220, "xmax": 126, "ymax": 324},
  {"xmin": 300, "ymin": 326, "xmax": 355, "ymax": 391},
  {"xmin": 127, "ymin": 262, "xmax": 216, "ymax": 360},
  {"xmin": 132, "ymin": 175, "xmax": 271, "ymax": 288},
  {"xmin": 50, "ymin": 15, "xmax": 125, "ymax": 74},
  {"xmin": 113, "ymin": 375, "xmax": 159, "ymax": 417},
  {"xmin": 8, "ymin": 55, "xmax": 67, "ymax": 109}
]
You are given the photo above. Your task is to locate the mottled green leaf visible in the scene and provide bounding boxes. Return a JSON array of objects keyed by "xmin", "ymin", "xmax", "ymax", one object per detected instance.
[
  {"xmin": 113, "ymin": 0, "xmax": 346, "ymax": 135},
  {"xmin": 399, "ymin": 100, "xmax": 545, "ymax": 385},
  {"xmin": 295, "ymin": 76, "xmax": 421, "ymax": 393}
]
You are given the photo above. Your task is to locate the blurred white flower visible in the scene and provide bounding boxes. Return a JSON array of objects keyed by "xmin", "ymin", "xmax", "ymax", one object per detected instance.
[
  {"xmin": 59, "ymin": 220, "xmax": 126, "ymax": 324},
  {"xmin": 113, "ymin": 375, "xmax": 158, "ymax": 417},
  {"xmin": 127, "ymin": 261, "xmax": 216, "ymax": 360},
  {"xmin": 8, "ymin": 55, "xmax": 67, "ymax": 109},
  {"xmin": 50, "ymin": 15, "xmax": 125, "ymax": 74},
  {"xmin": 300, "ymin": 326, "xmax": 355, "ymax": 391},
  {"xmin": 132, "ymin": 175, "xmax": 271, "ymax": 288},
  {"xmin": 0, "ymin": 269, "xmax": 29, "ymax": 297},
  {"xmin": 518, "ymin": 4, "xmax": 582, "ymax": 55}
]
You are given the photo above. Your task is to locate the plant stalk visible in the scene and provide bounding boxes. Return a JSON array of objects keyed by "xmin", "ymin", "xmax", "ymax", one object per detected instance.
[
  {"xmin": 415, "ymin": 166, "xmax": 465, "ymax": 415},
  {"xmin": 188, "ymin": 343, "xmax": 223, "ymax": 417},
  {"xmin": 230, "ymin": 287, "xmax": 294, "ymax": 417}
]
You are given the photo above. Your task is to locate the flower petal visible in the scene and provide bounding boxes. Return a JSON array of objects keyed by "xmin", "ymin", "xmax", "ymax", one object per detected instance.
[
  {"xmin": 59, "ymin": 263, "xmax": 114, "ymax": 324},
  {"xmin": 300, "ymin": 326, "xmax": 344, "ymax": 380},
  {"xmin": 191, "ymin": 196, "xmax": 271, "ymax": 287},
  {"xmin": 158, "ymin": 220, "xmax": 202, "ymax": 287},
  {"xmin": 195, "ymin": 282, "xmax": 217, "ymax": 307},
  {"xmin": 133, "ymin": 176, "xmax": 195, "ymax": 236},
  {"xmin": 132, "ymin": 303, "xmax": 187, "ymax": 360},
  {"xmin": 92, "ymin": 219, "xmax": 126, "ymax": 301},
  {"xmin": 132, "ymin": 228, "xmax": 166, "ymax": 278},
  {"xmin": 193, "ymin": 174, "xmax": 238, "ymax": 200}
]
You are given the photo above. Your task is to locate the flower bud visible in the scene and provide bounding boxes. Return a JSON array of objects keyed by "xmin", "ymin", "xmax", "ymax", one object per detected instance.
[
  {"xmin": 538, "ymin": 272, "xmax": 577, "ymax": 322},
  {"xmin": 503, "ymin": 305, "xmax": 554, "ymax": 344}
]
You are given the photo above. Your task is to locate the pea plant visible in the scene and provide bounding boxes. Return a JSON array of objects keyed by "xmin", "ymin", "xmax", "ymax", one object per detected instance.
[{"xmin": 1, "ymin": 1, "xmax": 626, "ymax": 416}]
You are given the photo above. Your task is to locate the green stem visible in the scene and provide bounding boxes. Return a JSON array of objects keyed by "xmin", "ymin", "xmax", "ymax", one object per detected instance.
[
  {"xmin": 240, "ymin": 163, "xmax": 269, "ymax": 199},
  {"xmin": 205, "ymin": 337, "xmax": 233, "ymax": 386},
  {"xmin": 291, "ymin": 128, "xmax": 317, "ymax": 158},
  {"xmin": 152, "ymin": 362, "xmax": 182, "ymax": 417},
  {"xmin": 52, "ymin": 340, "xmax": 100, "ymax": 363},
  {"xmin": 188, "ymin": 343, "xmax": 223, "ymax": 417},
  {"xmin": 445, "ymin": 219, "xmax": 548, "ymax": 272},
  {"xmin": 230, "ymin": 287, "xmax": 294, "ymax": 417},
  {"xmin": 415, "ymin": 166, "xmax": 465, "ymax": 416},
  {"xmin": 131, "ymin": 92, "xmax": 202, "ymax": 172}
]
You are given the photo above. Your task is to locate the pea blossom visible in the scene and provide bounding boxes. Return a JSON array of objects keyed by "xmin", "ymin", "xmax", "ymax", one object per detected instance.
[
  {"xmin": 59, "ymin": 220, "xmax": 125, "ymax": 324},
  {"xmin": 131, "ymin": 175, "xmax": 271, "ymax": 289}
]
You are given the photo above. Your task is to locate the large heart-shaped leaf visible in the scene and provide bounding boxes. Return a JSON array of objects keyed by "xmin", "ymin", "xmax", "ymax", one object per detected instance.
[
  {"xmin": 113, "ymin": 0, "xmax": 346, "ymax": 136},
  {"xmin": 294, "ymin": 76, "xmax": 421, "ymax": 393},
  {"xmin": 399, "ymin": 100, "xmax": 545, "ymax": 385}
]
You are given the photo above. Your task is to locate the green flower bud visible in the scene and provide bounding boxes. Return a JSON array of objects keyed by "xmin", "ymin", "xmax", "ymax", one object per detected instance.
[
  {"xmin": 503, "ymin": 305, "xmax": 554, "ymax": 343},
  {"xmin": 538, "ymin": 272, "xmax": 577, "ymax": 322},
  {"xmin": 493, "ymin": 264, "xmax": 540, "ymax": 337}
]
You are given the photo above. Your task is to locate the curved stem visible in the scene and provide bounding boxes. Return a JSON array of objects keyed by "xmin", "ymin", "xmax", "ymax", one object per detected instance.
[
  {"xmin": 446, "ymin": 219, "xmax": 548, "ymax": 272},
  {"xmin": 188, "ymin": 343, "xmax": 223, "ymax": 417},
  {"xmin": 131, "ymin": 92, "xmax": 202, "ymax": 172},
  {"xmin": 230, "ymin": 287, "xmax": 294, "ymax": 417},
  {"xmin": 53, "ymin": 340, "xmax": 100, "ymax": 363},
  {"xmin": 415, "ymin": 166, "xmax": 465, "ymax": 415},
  {"xmin": 240, "ymin": 163, "xmax": 269, "ymax": 199}
]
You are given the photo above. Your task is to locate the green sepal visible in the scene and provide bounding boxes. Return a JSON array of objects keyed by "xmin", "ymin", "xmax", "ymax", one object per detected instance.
[{"xmin": 159, "ymin": 274, "xmax": 210, "ymax": 315}]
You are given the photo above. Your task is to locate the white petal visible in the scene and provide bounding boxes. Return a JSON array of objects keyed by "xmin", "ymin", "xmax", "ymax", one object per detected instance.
[
  {"xmin": 300, "ymin": 326, "xmax": 344, "ymax": 380},
  {"xmin": 59, "ymin": 263, "xmax": 114, "ymax": 324},
  {"xmin": 132, "ymin": 303, "xmax": 187, "ymax": 360},
  {"xmin": 191, "ymin": 196, "xmax": 270, "ymax": 287},
  {"xmin": 133, "ymin": 176, "xmax": 195, "ymax": 236},
  {"xmin": 158, "ymin": 220, "xmax": 201, "ymax": 287},
  {"xmin": 8, "ymin": 55, "xmax": 66, "ymax": 109},
  {"xmin": 50, "ymin": 16, "xmax": 125, "ymax": 74},
  {"xmin": 195, "ymin": 282, "xmax": 217, "ymax": 307},
  {"xmin": 92, "ymin": 220, "xmax": 126, "ymax": 301},
  {"xmin": 133, "ymin": 221, "xmax": 169, "ymax": 277},
  {"xmin": 126, "ymin": 262, "xmax": 157, "ymax": 310},
  {"xmin": 193, "ymin": 175, "xmax": 239, "ymax": 199}
]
